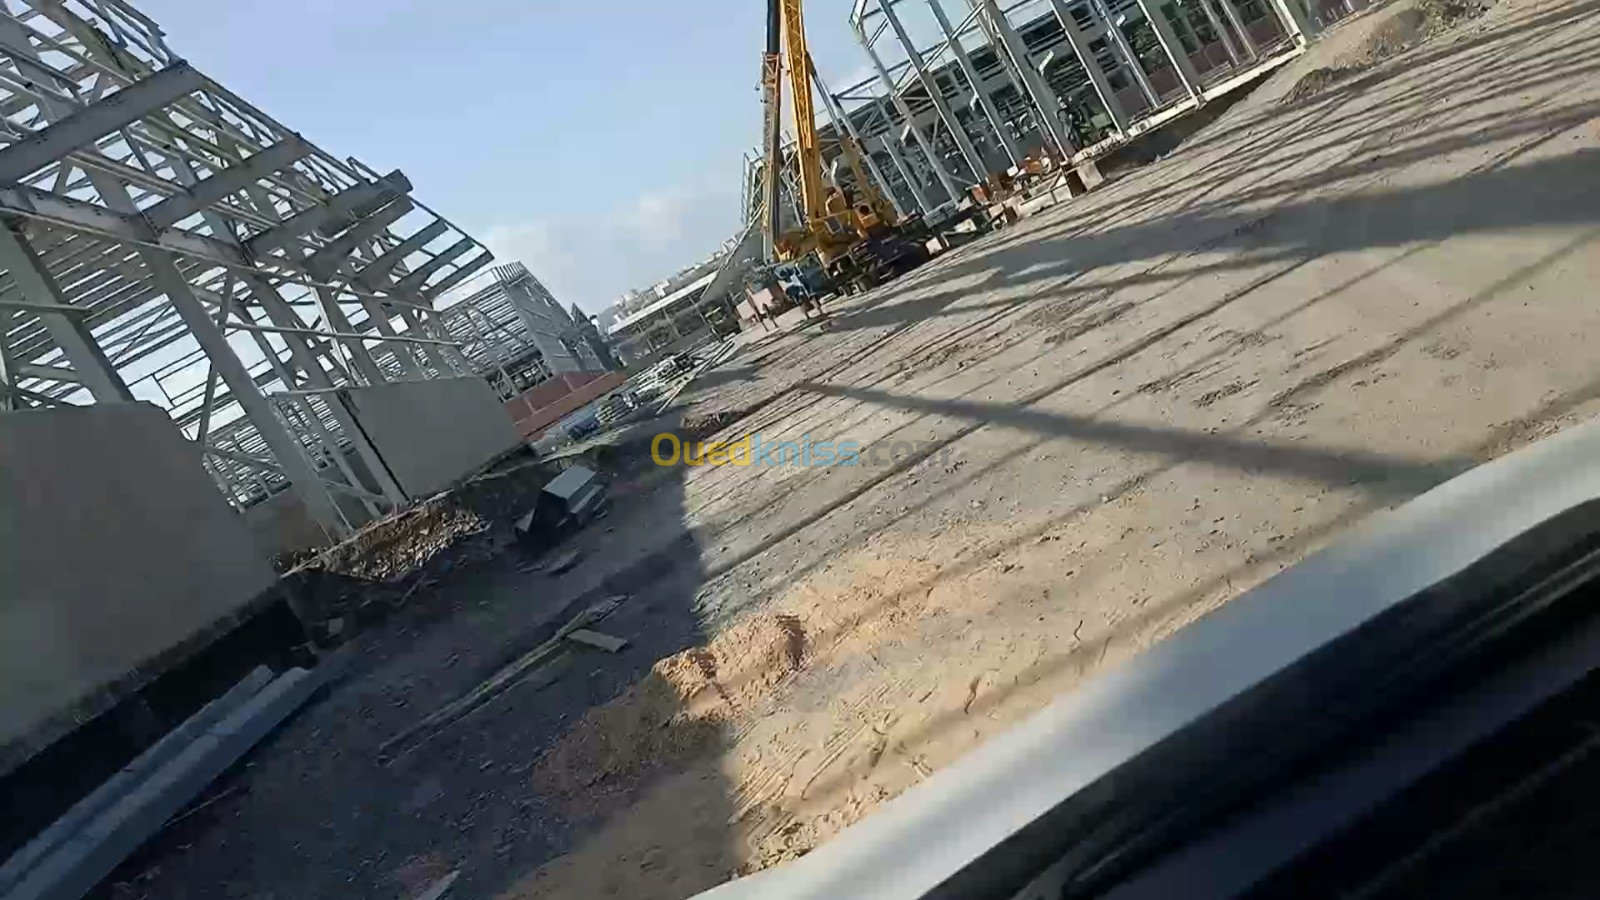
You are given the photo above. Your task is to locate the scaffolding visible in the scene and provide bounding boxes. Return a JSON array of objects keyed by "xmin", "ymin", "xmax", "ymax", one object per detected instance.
[{"xmin": 0, "ymin": 0, "xmax": 496, "ymax": 541}]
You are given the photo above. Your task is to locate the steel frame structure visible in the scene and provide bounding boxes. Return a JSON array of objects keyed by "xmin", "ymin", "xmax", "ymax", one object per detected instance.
[
  {"xmin": 839, "ymin": 0, "xmax": 1317, "ymax": 211},
  {"xmin": 0, "ymin": 0, "xmax": 496, "ymax": 541},
  {"xmin": 437, "ymin": 261, "xmax": 611, "ymax": 405}
]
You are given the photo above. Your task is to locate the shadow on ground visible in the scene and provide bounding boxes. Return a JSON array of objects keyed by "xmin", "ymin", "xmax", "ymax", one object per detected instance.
[{"xmin": 93, "ymin": 2, "xmax": 1600, "ymax": 898}]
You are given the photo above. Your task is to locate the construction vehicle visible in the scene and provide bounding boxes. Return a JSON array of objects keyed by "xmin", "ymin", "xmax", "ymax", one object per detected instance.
[{"xmin": 757, "ymin": 0, "xmax": 930, "ymax": 295}]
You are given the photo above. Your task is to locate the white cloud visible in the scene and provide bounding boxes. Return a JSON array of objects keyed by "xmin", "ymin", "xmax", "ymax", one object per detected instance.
[
  {"xmin": 482, "ymin": 219, "xmax": 586, "ymax": 306},
  {"xmin": 836, "ymin": 63, "xmax": 880, "ymax": 94},
  {"xmin": 618, "ymin": 188, "xmax": 692, "ymax": 252},
  {"xmin": 479, "ymin": 180, "xmax": 741, "ymax": 314}
]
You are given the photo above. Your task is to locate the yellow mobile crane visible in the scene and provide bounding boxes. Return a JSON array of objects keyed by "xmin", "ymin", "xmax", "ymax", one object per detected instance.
[{"xmin": 759, "ymin": 0, "xmax": 929, "ymax": 293}]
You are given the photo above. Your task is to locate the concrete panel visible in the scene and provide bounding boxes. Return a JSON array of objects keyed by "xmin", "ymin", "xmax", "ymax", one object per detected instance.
[
  {"xmin": 0, "ymin": 404, "xmax": 277, "ymax": 751},
  {"xmin": 341, "ymin": 376, "xmax": 522, "ymax": 498}
]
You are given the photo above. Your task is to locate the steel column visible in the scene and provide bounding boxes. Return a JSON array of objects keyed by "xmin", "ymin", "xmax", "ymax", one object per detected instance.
[
  {"xmin": 876, "ymin": 0, "xmax": 988, "ymax": 184},
  {"xmin": 241, "ymin": 283, "xmax": 405, "ymax": 502},
  {"xmin": 351, "ymin": 292, "xmax": 426, "ymax": 378},
  {"xmin": 154, "ymin": 147, "xmax": 405, "ymax": 508},
  {"xmin": 879, "ymin": 131, "xmax": 934, "ymax": 215},
  {"xmin": 1268, "ymin": 0, "xmax": 1319, "ymax": 41},
  {"xmin": 70, "ymin": 145, "xmax": 350, "ymax": 531},
  {"xmin": 1197, "ymin": 0, "xmax": 1244, "ymax": 65},
  {"xmin": 136, "ymin": 244, "xmax": 348, "ymax": 535},
  {"xmin": 1217, "ymin": 0, "xmax": 1260, "ymax": 59},
  {"xmin": 0, "ymin": 311, "xmax": 15, "ymax": 411},
  {"xmin": 813, "ymin": 68, "xmax": 910, "ymax": 221},
  {"xmin": 856, "ymin": 29, "xmax": 964, "ymax": 206},
  {"xmin": 242, "ymin": 324, "xmax": 382, "ymax": 520},
  {"xmin": 1046, "ymin": 0, "xmax": 1133, "ymax": 134},
  {"xmin": 969, "ymin": 0, "xmax": 1079, "ymax": 156},
  {"xmin": 312, "ymin": 287, "xmax": 385, "ymax": 385},
  {"xmin": 0, "ymin": 224, "xmax": 135, "ymax": 403},
  {"xmin": 927, "ymin": 0, "xmax": 1023, "ymax": 167},
  {"xmin": 1092, "ymin": 0, "xmax": 1161, "ymax": 108},
  {"xmin": 1128, "ymin": 0, "xmax": 1204, "ymax": 101}
]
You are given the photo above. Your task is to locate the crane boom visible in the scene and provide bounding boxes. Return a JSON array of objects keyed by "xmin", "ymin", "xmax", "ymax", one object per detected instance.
[
  {"xmin": 757, "ymin": 0, "xmax": 924, "ymax": 290},
  {"xmin": 778, "ymin": 0, "xmax": 827, "ymax": 230},
  {"xmin": 760, "ymin": 0, "xmax": 783, "ymax": 261}
]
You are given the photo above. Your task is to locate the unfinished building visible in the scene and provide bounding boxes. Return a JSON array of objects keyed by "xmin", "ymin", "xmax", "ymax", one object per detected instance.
[
  {"xmin": 0, "ymin": 0, "xmax": 535, "ymax": 833},
  {"xmin": 442, "ymin": 261, "xmax": 625, "ymax": 439},
  {"xmin": 754, "ymin": 0, "xmax": 1344, "ymax": 223}
]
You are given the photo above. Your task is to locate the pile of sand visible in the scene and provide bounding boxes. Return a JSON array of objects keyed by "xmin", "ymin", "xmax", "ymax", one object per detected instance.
[
  {"xmin": 1282, "ymin": 0, "xmax": 1497, "ymax": 103},
  {"xmin": 533, "ymin": 613, "xmax": 810, "ymax": 806}
]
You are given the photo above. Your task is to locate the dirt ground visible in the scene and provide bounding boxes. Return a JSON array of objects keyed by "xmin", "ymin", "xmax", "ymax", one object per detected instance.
[{"xmin": 110, "ymin": 0, "xmax": 1600, "ymax": 897}]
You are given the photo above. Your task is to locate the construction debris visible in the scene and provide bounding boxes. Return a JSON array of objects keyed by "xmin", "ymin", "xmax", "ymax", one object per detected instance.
[
  {"xmin": 1, "ymin": 661, "xmax": 342, "ymax": 900},
  {"xmin": 378, "ymin": 595, "xmax": 629, "ymax": 762},
  {"xmin": 514, "ymin": 467, "xmax": 610, "ymax": 555},
  {"xmin": 0, "ymin": 668, "xmax": 274, "ymax": 895},
  {"xmin": 410, "ymin": 869, "xmax": 461, "ymax": 900},
  {"xmin": 654, "ymin": 339, "xmax": 738, "ymax": 415},
  {"xmin": 566, "ymin": 629, "xmax": 629, "ymax": 653},
  {"xmin": 544, "ymin": 548, "xmax": 584, "ymax": 576}
]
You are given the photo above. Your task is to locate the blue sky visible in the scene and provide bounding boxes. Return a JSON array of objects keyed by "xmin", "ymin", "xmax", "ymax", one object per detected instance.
[{"xmin": 137, "ymin": 0, "xmax": 880, "ymax": 313}]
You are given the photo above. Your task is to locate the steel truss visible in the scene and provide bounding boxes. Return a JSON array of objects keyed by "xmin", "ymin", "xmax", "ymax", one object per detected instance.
[
  {"xmin": 0, "ymin": 0, "xmax": 497, "ymax": 540},
  {"xmin": 824, "ymin": 0, "xmax": 1315, "ymax": 217}
]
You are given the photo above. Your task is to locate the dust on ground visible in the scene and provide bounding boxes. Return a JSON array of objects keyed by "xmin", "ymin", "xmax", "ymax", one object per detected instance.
[{"xmin": 504, "ymin": 0, "xmax": 1600, "ymax": 892}]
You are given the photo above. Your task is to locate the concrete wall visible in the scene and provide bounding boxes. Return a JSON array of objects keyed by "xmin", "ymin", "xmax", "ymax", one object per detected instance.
[
  {"xmin": 342, "ymin": 376, "xmax": 522, "ymax": 497},
  {"xmin": 0, "ymin": 403, "xmax": 277, "ymax": 751}
]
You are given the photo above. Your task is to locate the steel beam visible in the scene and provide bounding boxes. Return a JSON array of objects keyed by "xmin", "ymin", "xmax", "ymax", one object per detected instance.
[
  {"xmin": 1046, "ymin": 0, "xmax": 1131, "ymax": 134},
  {"xmin": 393, "ymin": 236, "xmax": 473, "ymax": 295},
  {"xmin": 305, "ymin": 198, "xmax": 413, "ymax": 280},
  {"xmin": 969, "ymin": 0, "xmax": 1079, "ymax": 155},
  {"xmin": 0, "ymin": 183, "xmax": 249, "ymax": 267},
  {"xmin": 0, "ymin": 297, "xmax": 86, "ymax": 316},
  {"xmin": 245, "ymin": 173, "xmax": 408, "ymax": 255},
  {"xmin": 0, "ymin": 62, "xmax": 204, "ymax": 183},
  {"xmin": 226, "ymin": 319, "xmax": 461, "ymax": 348},
  {"xmin": 141, "ymin": 137, "xmax": 311, "ymax": 229},
  {"xmin": 0, "ymin": 224, "xmax": 135, "ymax": 402},
  {"xmin": 1128, "ymin": 0, "xmax": 1204, "ymax": 101},
  {"xmin": 927, "ymin": 0, "xmax": 1023, "ymax": 167},
  {"xmin": 14, "ymin": 361, "xmax": 83, "ymax": 383},
  {"xmin": 420, "ymin": 249, "xmax": 491, "ymax": 300},
  {"xmin": 876, "ymin": 0, "xmax": 987, "ymax": 184},
  {"xmin": 855, "ymin": 30, "xmax": 963, "ymax": 206},
  {"xmin": 355, "ymin": 219, "xmax": 448, "ymax": 289}
]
